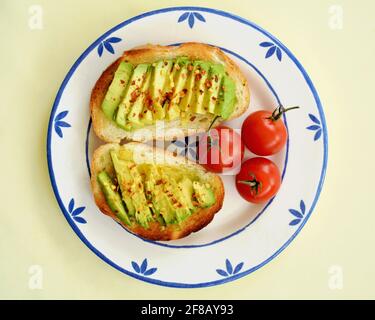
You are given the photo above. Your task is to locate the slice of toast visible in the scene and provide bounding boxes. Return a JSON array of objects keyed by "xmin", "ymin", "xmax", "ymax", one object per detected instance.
[
  {"xmin": 90, "ymin": 42, "xmax": 250, "ymax": 143},
  {"xmin": 90, "ymin": 142, "xmax": 225, "ymax": 240}
]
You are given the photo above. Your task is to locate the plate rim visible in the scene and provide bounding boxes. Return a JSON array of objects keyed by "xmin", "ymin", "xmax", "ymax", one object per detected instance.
[{"xmin": 47, "ymin": 6, "xmax": 328, "ymax": 288}]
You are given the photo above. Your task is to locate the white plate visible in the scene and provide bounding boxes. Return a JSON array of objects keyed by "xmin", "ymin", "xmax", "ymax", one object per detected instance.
[{"xmin": 47, "ymin": 7, "xmax": 328, "ymax": 287}]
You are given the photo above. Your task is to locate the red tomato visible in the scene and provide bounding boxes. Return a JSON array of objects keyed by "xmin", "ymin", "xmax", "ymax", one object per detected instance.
[
  {"xmin": 198, "ymin": 126, "xmax": 244, "ymax": 173},
  {"xmin": 235, "ymin": 157, "xmax": 281, "ymax": 203},
  {"xmin": 241, "ymin": 106, "xmax": 299, "ymax": 156}
]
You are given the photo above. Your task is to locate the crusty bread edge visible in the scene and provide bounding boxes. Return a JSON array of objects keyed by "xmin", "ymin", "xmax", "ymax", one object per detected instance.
[
  {"xmin": 90, "ymin": 42, "xmax": 250, "ymax": 143},
  {"xmin": 90, "ymin": 142, "xmax": 225, "ymax": 241}
]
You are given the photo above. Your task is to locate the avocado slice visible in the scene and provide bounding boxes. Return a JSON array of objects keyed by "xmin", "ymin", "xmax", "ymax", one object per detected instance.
[
  {"xmin": 97, "ymin": 171, "xmax": 132, "ymax": 226},
  {"xmin": 192, "ymin": 181, "xmax": 216, "ymax": 208},
  {"xmin": 192, "ymin": 61, "xmax": 211, "ymax": 115},
  {"xmin": 179, "ymin": 62, "xmax": 198, "ymax": 112},
  {"xmin": 144, "ymin": 165, "xmax": 176, "ymax": 225},
  {"xmin": 111, "ymin": 151, "xmax": 153, "ymax": 228},
  {"xmin": 127, "ymin": 65, "xmax": 152, "ymax": 127},
  {"xmin": 205, "ymin": 64, "xmax": 225, "ymax": 114},
  {"xmin": 101, "ymin": 61, "xmax": 134, "ymax": 120},
  {"xmin": 115, "ymin": 63, "xmax": 149, "ymax": 129},
  {"xmin": 178, "ymin": 177, "xmax": 195, "ymax": 211},
  {"xmin": 215, "ymin": 75, "xmax": 237, "ymax": 120},
  {"xmin": 150, "ymin": 60, "xmax": 173, "ymax": 121},
  {"xmin": 161, "ymin": 173, "xmax": 192, "ymax": 223},
  {"xmin": 166, "ymin": 58, "xmax": 190, "ymax": 120},
  {"xmin": 110, "ymin": 151, "xmax": 135, "ymax": 216}
]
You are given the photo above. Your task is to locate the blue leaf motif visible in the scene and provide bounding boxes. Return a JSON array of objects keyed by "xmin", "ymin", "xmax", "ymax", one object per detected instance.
[
  {"xmin": 178, "ymin": 12, "xmax": 189, "ymax": 22},
  {"xmin": 225, "ymin": 259, "xmax": 233, "ymax": 275},
  {"xmin": 259, "ymin": 42, "xmax": 274, "ymax": 47},
  {"xmin": 233, "ymin": 262, "xmax": 244, "ymax": 275},
  {"xmin": 54, "ymin": 110, "xmax": 70, "ymax": 138},
  {"xmin": 104, "ymin": 41, "xmax": 115, "ymax": 54},
  {"xmin": 193, "ymin": 12, "xmax": 206, "ymax": 22},
  {"xmin": 314, "ymin": 129, "xmax": 322, "ymax": 141},
  {"xmin": 97, "ymin": 43, "xmax": 104, "ymax": 57},
  {"xmin": 68, "ymin": 199, "xmax": 86, "ymax": 223},
  {"xmin": 144, "ymin": 268, "xmax": 157, "ymax": 276},
  {"xmin": 300, "ymin": 200, "xmax": 306, "ymax": 215},
  {"xmin": 216, "ymin": 269, "xmax": 228, "ymax": 277},
  {"xmin": 106, "ymin": 37, "xmax": 121, "ymax": 43},
  {"xmin": 309, "ymin": 114, "xmax": 321, "ymax": 125},
  {"xmin": 140, "ymin": 259, "xmax": 148, "ymax": 274},
  {"xmin": 178, "ymin": 11, "xmax": 205, "ymax": 28},
  {"xmin": 307, "ymin": 114, "xmax": 322, "ymax": 141},
  {"xmin": 289, "ymin": 209, "xmax": 303, "ymax": 219},
  {"xmin": 54, "ymin": 125, "xmax": 63, "ymax": 138},
  {"xmin": 276, "ymin": 47, "xmax": 282, "ymax": 61},
  {"xmin": 73, "ymin": 216, "xmax": 87, "ymax": 224},
  {"xmin": 289, "ymin": 219, "xmax": 301, "ymax": 226},
  {"xmin": 55, "ymin": 111, "xmax": 68, "ymax": 121},
  {"xmin": 132, "ymin": 261, "xmax": 140, "ymax": 273},
  {"xmin": 68, "ymin": 199, "xmax": 74, "ymax": 213},
  {"xmin": 265, "ymin": 46, "xmax": 276, "ymax": 58},
  {"xmin": 188, "ymin": 13, "xmax": 195, "ymax": 28},
  {"xmin": 72, "ymin": 207, "xmax": 85, "ymax": 217},
  {"xmin": 306, "ymin": 125, "xmax": 320, "ymax": 131},
  {"xmin": 55, "ymin": 121, "xmax": 71, "ymax": 128}
]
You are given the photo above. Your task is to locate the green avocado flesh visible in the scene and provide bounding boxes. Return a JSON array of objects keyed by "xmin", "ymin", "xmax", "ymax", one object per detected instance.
[
  {"xmin": 97, "ymin": 149, "xmax": 217, "ymax": 229},
  {"xmin": 101, "ymin": 58, "xmax": 237, "ymax": 130}
]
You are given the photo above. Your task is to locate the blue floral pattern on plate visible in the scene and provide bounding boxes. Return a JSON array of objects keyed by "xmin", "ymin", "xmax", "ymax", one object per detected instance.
[
  {"xmin": 97, "ymin": 37, "xmax": 122, "ymax": 57},
  {"xmin": 54, "ymin": 111, "xmax": 71, "ymax": 138},
  {"xmin": 259, "ymin": 42, "xmax": 282, "ymax": 61},
  {"xmin": 131, "ymin": 258, "xmax": 157, "ymax": 276},
  {"xmin": 68, "ymin": 198, "xmax": 86, "ymax": 224},
  {"xmin": 178, "ymin": 11, "xmax": 206, "ymax": 28},
  {"xmin": 306, "ymin": 114, "xmax": 322, "ymax": 141},
  {"xmin": 216, "ymin": 259, "xmax": 244, "ymax": 277},
  {"xmin": 289, "ymin": 200, "xmax": 306, "ymax": 226}
]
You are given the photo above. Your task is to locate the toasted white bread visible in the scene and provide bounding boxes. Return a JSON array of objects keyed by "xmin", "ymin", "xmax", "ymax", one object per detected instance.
[
  {"xmin": 90, "ymin": 142, "xmax": 225, "ymax": 240},
  {"xmin": 90, "ymin": 42, "xmax": 250, "ymax": 143}
]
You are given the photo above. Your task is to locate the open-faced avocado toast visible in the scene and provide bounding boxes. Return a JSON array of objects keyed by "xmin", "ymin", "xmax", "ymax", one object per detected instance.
[
  {"xmin": 91, "ymin": 142, "xmax": 224, "ymax": 240},
  {"xmin": 91, "ymin": 42, "xmax": 250, "ymax": 142}
]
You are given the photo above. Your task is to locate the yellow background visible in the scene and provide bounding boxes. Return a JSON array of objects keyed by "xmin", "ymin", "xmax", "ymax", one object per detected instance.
[{"xmin": 1, "ymin": 0, "xmax": 374, "ymax": 299}]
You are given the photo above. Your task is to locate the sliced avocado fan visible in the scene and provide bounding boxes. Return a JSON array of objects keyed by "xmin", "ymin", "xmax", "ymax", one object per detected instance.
[
  {"xmin": 101, "ymin": 58, "xmax": 237, "ymax": 130},
  {"xmin": 97, "ymin": 149, "xmax": 217, "ymax": 229}
]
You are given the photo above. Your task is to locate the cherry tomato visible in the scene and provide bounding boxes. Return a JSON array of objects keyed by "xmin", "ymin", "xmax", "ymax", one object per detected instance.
[
  {"xmin": 241, "ymin": 106, "xmax": 299, "ymax": 156},
  {"xmin": 235, "ymin": 157, "xmax": 281, "ymax": 203},
  {"xmin": 198, "ymin": 126, "xmax": 244, "ymax": 173}
]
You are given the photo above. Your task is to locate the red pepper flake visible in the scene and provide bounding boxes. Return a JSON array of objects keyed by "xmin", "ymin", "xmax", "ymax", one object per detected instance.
[
  {"xmin": 195, "ymin": 73, "xmax": 202, "ymax": 81},
  {"xmin": 130, "ymin": 90, "xmax": 139, "ymax": 102},
  {"xmin": 120, "ymin": 80, "xmax": 125, "ymax": 84},
  {"xmin": 201, "ymin": 70, "xmax": 206, "ymax": 75},
  {"xmin": 144, "ymin": 94, "xmax": 153, "ymax": 108},
  {"xmin": 188, "ymin": 64, "xmax": 193, "ymax": 71},
  {"xmin": 190, "ymin": 116, "xmax": 196, "ymax": 121},
  {"xmin": 205, "ymin": 79, "xmax": 212, "ymax": 89},
  {"xmin": 212, "ymin": 96, "xmax": 217, "ymax": 101},
  {"xmin": 131, "ymin": 80, "xmax": 135, "ymax": 85}
]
